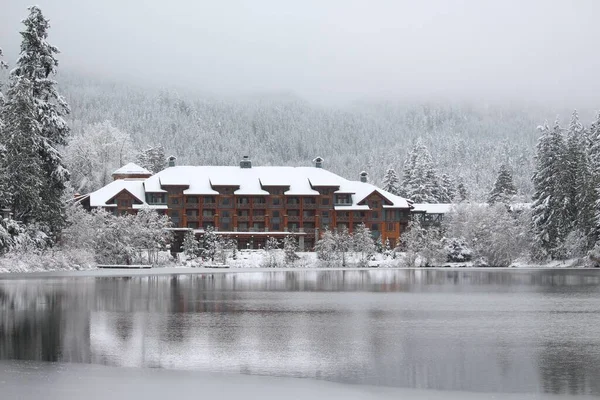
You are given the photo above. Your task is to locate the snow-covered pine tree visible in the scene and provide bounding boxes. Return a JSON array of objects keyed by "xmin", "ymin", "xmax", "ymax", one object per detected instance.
[
  {"xmin": 315, "ymin": 228, "xmax": 336, "ymax": 262},
  {"xmin": 487, "ymin": 164, "xmax": 517, "ymax": 204},
  {"xmin": 182, "ymin": 230, "xmax": 200, "ymax": 259},
  {"xmin": 352, "ymin": 223, "xmax": 375, "ymax": 266},
  {"xmin": 137, "ymin": 145, "xmax": 166, "ymax": 174},
  {"xmin": 588, "ymin": 112, "xmax": 600, "ymax": 247},
  {"xmin": 382, "ymin": 167, "xmax": 400, "ymax": 195},
  {"xmin": 334, "ymin": 225, "xmax": 352, "ymax": 266},
  {"xmin": 531, "ymin": 120, "xmax": 569, "ymax": 259},
  {"xmin": 7, "ymin": 6, "xmax": 71, "ymax": 234},
  {"xmin": 456, "ymin": 178, "xmax": 469, "ymax": 202},
  {"xmin": 565, "ymin": 110, "xmax": 595, "ymax": 249},
  {"xmin": 283, "ymin": 235, "xmax": 299, "ymax": 265},
  {"xmin": 440, "ymin": 173, "xmax": 457, "ymax": 203},
  {"xmin": 201, "ymin": 225, "xmax": 218, "ymax": 261},
  {"xmin": 1, "ymin": 76, "xmax": 46, "ymax": 223},
  {"xmin": 401, "ymin": 139, "xmax": 442, "ymax": 203}
]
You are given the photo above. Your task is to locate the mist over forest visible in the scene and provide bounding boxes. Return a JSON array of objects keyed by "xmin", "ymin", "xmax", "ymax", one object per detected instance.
[{"xmin": 53, "ymin": 70, "xmax": 594, "ymax": 200}]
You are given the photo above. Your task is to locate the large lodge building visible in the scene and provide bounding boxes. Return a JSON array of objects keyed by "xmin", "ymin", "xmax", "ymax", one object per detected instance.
[{"xmin": 80, "ymin": 156, "xmax": 423, "ymax": 251}]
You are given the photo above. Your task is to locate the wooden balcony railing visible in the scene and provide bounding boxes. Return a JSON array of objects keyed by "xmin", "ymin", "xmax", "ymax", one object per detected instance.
[
  {"xmin": 237, "ymin": 216, "xmax": 249, "ymax": 222},
  {"xmin": 286, "ymin": 204, "xmax": 300, "ymax": 209},
  {"xmin": 186, "ymin": 215, "xmax": 199, "ymax": 222},
  {"xmin": 202, "ymin": 216, "xmax": 214, "ymax": 221},
  {"xmin": 202, "ymin": 202, "xmax": 217, "ymax": 208},
  {"xmin": 236, "ymin": 203, "xmax": 251, "ymax": 209},
  {"xmin": 287, "ymin": 215, "xmax": 300, "ymax": 222},
  {"xmin": 303, "ymin": 203, "xmax": 317, "ymax": 209},
  {"xmin": 252, "ymin": 216, "xmax": 265, "ymax": 222}
]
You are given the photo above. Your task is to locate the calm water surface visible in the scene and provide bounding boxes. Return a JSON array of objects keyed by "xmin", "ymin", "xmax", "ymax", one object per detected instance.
[{"xmin": 1, "ymin": 269, "xmax": 600, "ymax": 396}]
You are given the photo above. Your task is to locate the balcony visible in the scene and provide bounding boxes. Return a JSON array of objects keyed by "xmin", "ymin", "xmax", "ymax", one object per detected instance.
[
  {"xmin": 303, "ymin": 216, "xmax": 316, "ymax": 222},
  {"xmin": 236, "ymin": 203, "xmax": 251, "ymax": 209},
  {"xmin": 202, "ymin": 215, "xmax": 214, "ymax": 221},
  {"xmin": 336, "ymin": 215, "xmax": 350, "ymax": 222},
  {"xmin": 303, "ymin": 203, "xmax": 317, "ymax": 209},
  {"xmin": 202, "ymin": 202, "xmax": 217, "ymax": 208},
  {"xmin": 252, "ymin": 216, "xmax": 265, "ymax": 222},
  {"xmin": 303, "ymin": 228, "xmax": 316, "ymax": 235},
  {"xmin": 186, "ymin": 215, "xmax": 199, "ymax": 222},
  {"xmin": 288, "ymin": 215, "xmax": 300, "ymax": 222},
  {"xmin": 286, "ymin": 203, "xmax": 300, "ymax": 209},
  {"xmin": 237, "ymin": 216, "xmax": 249, "ymax": 222}
]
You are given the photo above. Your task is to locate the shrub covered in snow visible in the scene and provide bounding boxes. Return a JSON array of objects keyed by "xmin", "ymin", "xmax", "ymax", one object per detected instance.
[{"xmin": 443, "ymin": 237, "xmax": 473, "ymax": 263}]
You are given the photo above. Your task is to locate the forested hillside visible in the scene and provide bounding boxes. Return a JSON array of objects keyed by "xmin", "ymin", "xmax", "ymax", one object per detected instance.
[{"xmin": 58, "ymin": 72, "xmax": 591, "ymax": 200}]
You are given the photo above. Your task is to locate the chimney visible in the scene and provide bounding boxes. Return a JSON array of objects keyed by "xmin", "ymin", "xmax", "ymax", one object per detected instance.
[
  {"xmin": 313, "ymin": 156, "xmax": 324, "ymax": 168},
  {"xmin": 240, "ymin": 155, "xmax": 252, "ymax": 169},
  {"xmin": 168, "ymin": 156, "xmax": 176, "ymax": 167},
  {"xmin": 359, "ymin": 171, "xmax": 368, "ymax": 183}
]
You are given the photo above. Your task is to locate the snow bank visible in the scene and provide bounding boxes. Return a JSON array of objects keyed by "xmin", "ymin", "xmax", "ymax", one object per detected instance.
[{"xmin": 0, "ymin": 249, "xmax": 96, "ymax": 273}]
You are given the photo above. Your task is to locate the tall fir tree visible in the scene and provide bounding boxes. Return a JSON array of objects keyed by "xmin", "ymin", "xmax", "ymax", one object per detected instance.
[
  {"xmin": 382, "ymin": 167, "xmax": 400, "ymax": 195},
  {"xmin": 487, "ymin": 164, "xmax": 517, "ymax": 204},
  {"xmin": 440, "ymin": 173, "xmax": 457, "ymax": 203},
  {"xmin": 588, "ymin": 112, "xmax": 600, "ymax": 246},
  {"xmin": 565, "ymin": 110, "xmax": 595, "ymax": 249},
  {"xmin": 4, "ymin": 7, "xmax": 70, "ymax": 235},
  {"xmin": 531, "ymin": 120, "xmax": 569, "ymax": 259},
  {"xmin": 401, "ymin": 139, "xmax": 443, "ymax": 203},
  {"xmin": 456, "ymin": 177, "xmax": 469, "ymax": 202}
]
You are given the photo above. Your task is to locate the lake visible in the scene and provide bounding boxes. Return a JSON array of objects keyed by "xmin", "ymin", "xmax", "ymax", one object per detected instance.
[{"xmin": 1, "ymin": 269, "xmax": 599, "ymax": 397}]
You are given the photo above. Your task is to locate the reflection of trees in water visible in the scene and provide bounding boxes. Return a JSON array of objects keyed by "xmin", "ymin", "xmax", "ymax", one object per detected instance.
[
  {"xmin": 0, "ymin": 282, "xmax": 92, "ymax": 363},
  {"xmin": 538, "ymin": 341, "xmax": 600, "ymax": 395}
]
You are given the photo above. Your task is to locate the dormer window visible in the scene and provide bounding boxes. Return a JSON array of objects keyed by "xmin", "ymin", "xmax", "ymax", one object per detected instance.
[{"xmin": 335, "ymin": 194, "xmax": 352, "ymax": 205}]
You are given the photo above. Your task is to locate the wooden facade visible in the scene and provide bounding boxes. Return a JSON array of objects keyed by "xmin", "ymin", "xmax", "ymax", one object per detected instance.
[{"xmin": 84, "ymin": 159, "xmax": 414, "ymax": 251}]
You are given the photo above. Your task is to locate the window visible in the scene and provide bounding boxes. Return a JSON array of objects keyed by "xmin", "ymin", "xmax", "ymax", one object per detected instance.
[
  {"xmin": 254, "ymin": 209, "xmax": 265, "ymax": 216},
  {"xmin": 187, "ymin": 222, "xmax": 198, "ymax": 229},
  {"xmin": 272, "ymin": 223, "xmax": 280, "ymax": 231},
  {"xmin": 238, "ymin": 197, "xmax": 250, "ymax": 205},
  {"xmin": 372, "ymin": 201, "xmax": 379, "ymax": 208},
  {"xmin": 372, "ymin": 211, "xmax": 379, "ymax": 219},
  {"xmin": 321, "ymin": 198, "xmax": 330, "ymax": 205},
  {"xmin": 237, "ymin": 210, "xmax": 249, "ymax": 217},
  {"xmin": 272, "ymin": 211, "xmax": 280, "ymax": 218},
  {"xmin": 119, "ymin": 200, "xmax": 129, "ymax": 207},
  {"xmin": 186, "ymin": 196, "xmax": 198, "ymax": 204},
  {"xmin": 387, "ymin": 223, "xmax": 394, "ymax": 231},
  {"xmin": 221, "ymin": 197, "xmax": 230, "ymax": 205},
  {"xmin": 304, "ymin": 197, "xmax": 316, "ymax": 204},
  {"xmin": 171, "ymin": 198, "xmax": 179, "ymax": 204},
  {"xmin": 203, "ymin": 196, "xmax": 215, "ymax": 203},
  {"xmin": 222, "ymin": 211, "xmax": 230, "ymax": 218},
  {"xmin": 221, "ymin": 223, "xmax": 231, "ymax": 231},
  {"xmin": 287, "ymin": 197, "xmax": 300, "ymax": 205},
  {"xmin": 254, "ymin": 197, "xmax": 266, "ymax": 204},
  {"xmin": 202, "ymin": 210, "xmax": 214, "ymax": 217},
  {"xmin": 186, "ymin": 209, "xmax": 198, "ymax": 217},
  {"xmin": 272, "ymin": 198, "xmax": 281, "ymax": 206},
  {"xmin": 372, "ymin": 224, "xmax": 379, "ymax": 231},
  {"xmin": 148, "ymin": 193, "xmax": 166, "ymax": 204},
  {"xmin": 288, "ymin": 223, "xmax": 298, "ymax": 232}
]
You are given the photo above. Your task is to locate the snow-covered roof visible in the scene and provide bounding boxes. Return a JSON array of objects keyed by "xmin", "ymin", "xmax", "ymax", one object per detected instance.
[
  {"xmin": 411, "ymin": 203, "xmax": 455, "ymax": 214},
  {"xmin": 90, "ymin": 165, "xmax": 412, "ymax": 209},
  {"xmin": 89, "ymin": 180, "xmax": 146, "ymax": 207},
  {"xmin": 111, "ymin": 163, "xmax": 151, "ymax": 176}
]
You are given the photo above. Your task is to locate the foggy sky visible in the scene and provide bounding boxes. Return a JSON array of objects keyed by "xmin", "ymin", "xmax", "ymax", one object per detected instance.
[{"xmin": 1, "ymin": 0, "xmax": 599, "ymax": 106}]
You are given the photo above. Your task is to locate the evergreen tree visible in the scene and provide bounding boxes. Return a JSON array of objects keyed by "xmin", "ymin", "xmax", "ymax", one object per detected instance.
[
  {"xmin": 4, "ymin": 7, "xmax": 70, "ymax": 235},
  {"xmin": 382, "ymin": 167, "xmax": 400, "ymax": 195},
  {"xmin": 531, "ymin": 121, "xmax": 569, "ymax": 259},
  {"xmin": 352, "ymin": 223, "xmax": 375, "ymax": 265},
  {"xmin": 315, "ymin": 228, "xmax": 336, "ymax": 262},
  {"xmin": 588, "ymin": 113, "xmax": 600, "ymax": 246},
  {"xmin": 401, "ymin": 139, "xmax": 442, "ymax": 203},
  {"xmin": 201, "ymin": 225, "xmax": 218, "ymax": 261},
  {"xmin": 456, "ymin": 177, "xmax": 469, "ymax": 202},
  {"xmin": 137, "ymin": 145, "xmax": 166, "ymax": 174},
  {"xmin": 182, "ymin": 230, "xmax": 200, "ymax": 259},
  {"xmin": 334, "ymin": 225, "xmax": 352, "ymax": 266},
  {"xmin": 440, "ymin": 173, "xmax": 457, "ymax": 203},
  {"xmin": 565, "ymin": 110, "xmax": 595, "ymax": 249},
  {"xmin": 488, "ymin": 164, "xmax": 517, "ymax": 204},
  {"xmin": 283, "ymin": 235, "xmax": 299, "ymax": 265}
]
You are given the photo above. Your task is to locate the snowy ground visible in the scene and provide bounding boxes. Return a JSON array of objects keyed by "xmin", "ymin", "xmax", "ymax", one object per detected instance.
[
  {"xmin": 0, "ymin": 249, "xmax": 594, "ymax": 275},
  {"xmin": 1, "ymin": 360, "xmax": 595, "ymax": 400}
]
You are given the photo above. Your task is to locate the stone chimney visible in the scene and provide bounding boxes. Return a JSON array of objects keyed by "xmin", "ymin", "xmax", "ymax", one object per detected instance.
[
  {"xmin": 168, "ymin": 156, "xmax": 177, "ymax": 167},
  {"xmin": 313, "ymin": 156, "xmax": 324, "ymax": 168},
  {"xmin": 359, "ymin": 171, "xmax": 368, "ymax": 183},
  {"xmin": 240, "ymin": 155, "xmax": 252, "ymax": 169}
]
